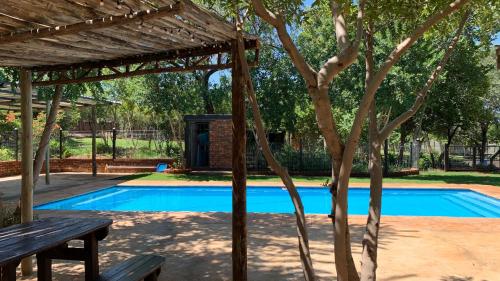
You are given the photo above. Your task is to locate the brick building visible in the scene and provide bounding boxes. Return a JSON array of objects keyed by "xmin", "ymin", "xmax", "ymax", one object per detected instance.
[{"xmin": 184, "ymin": 115, "xmax": 232, "ymax": 170}]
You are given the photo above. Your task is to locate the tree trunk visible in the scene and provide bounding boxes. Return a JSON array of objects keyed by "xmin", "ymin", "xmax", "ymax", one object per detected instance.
[
  {"xmin": 479, "ymin": 122, "xmax": 488, "ymax": 164},
  {"xmin": 398, "ymin": 131, "xmax": 406, "ymax": 165},
  {"xmin": 198, "ymin": 70, "xmax": 216, "ymax": 114},
  {"xmin": 360, "ymin": 101, "xmax": 383, "ymax": 281},
  {"xmin": 425, "ymin": 135, "xmax": 436, "ymax": 168},
  {"xmin": 33, "ymin": 85, "xmax": 63, "ymax": 188},
  {"xmin": 234, "ymin": 29, "xmax": 316, "ymax": 281}
]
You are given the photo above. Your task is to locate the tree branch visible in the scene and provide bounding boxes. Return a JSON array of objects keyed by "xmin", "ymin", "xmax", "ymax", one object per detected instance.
[
  {"xmin": 251, "ymin": 0, "xmax": 317, "ymax": 87},
  {"xmin": 33, "ymin": 85, "xmax": 63, "ymax": 188},
  {"xmin": 343, "ymin": 0, "xmax": 469, "ymax": 164},
  {"xmin": 318, "ymin": 0, "xmax": 365, "ymax": 90},
  {"xmin": 370, "ymin": 0, "xmax": 469, "ymax": 92},
  {"xmin": 379, "ymin": 10, "xmax": 470, "ymax": 140},
  {"xmin": 330, "ymin": 1, "xmax": 350, "ymax": 52}
]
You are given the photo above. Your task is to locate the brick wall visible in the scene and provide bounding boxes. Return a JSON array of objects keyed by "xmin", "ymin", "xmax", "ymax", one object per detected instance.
[
  {"xmin": 209, "ymin": 119, "xmax": 232, "ymax": 169},
  {"xmin": 0, "ymin": 158, "xmax": 174, "ymax": 177},
  {"xmin": 0, "ymin": 161, "xmax": 21, "ymax": 177}
]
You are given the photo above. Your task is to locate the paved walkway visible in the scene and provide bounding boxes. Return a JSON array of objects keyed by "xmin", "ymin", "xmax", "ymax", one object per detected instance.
[{"xmin": 0, "ymin": 173, "xmax": 498, "ymax": 280}]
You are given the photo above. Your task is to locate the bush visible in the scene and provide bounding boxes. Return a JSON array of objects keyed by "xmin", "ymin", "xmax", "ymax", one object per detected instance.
[
  {"xmin": 418, "ymin": 153, "xmax": 433, "ymax": 170},
  {"xmin": 0, "ymin": 205, "xmax": 21, "ymax": 228},
  {"xmin": 0, "ymin": 148, "xmax": 13, "ymax": 161}
]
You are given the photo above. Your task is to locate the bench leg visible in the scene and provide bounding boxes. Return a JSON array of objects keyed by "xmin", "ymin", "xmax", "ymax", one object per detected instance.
[
  {"xmin": 83, "ymin": 233, "xmax": 99, "ymax": 281},
  {"xmin": 144, "ymin": 274, "xmax": 158, "ymax": 281},
  {"xmin": 144, "ymin": 268, "xmax": 161, "ymax": 281},
  {"xmin": 1, "ymin": 262, "xmax": 18, "ymax": 281},
  {"xmin": 36, "ymin": 253, "xmax": 52, "ymax": 281}
]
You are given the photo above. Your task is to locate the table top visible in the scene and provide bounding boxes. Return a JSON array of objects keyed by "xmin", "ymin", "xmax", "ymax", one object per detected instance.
[{"xmin": 0, "ymin": 217, "xmax": 112, "ymax": 265}]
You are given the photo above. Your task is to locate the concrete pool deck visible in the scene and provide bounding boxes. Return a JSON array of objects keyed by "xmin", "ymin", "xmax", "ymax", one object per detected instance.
[{"xmin": 1, "ymin": 173, "xmax": 499, "ymax": 280}]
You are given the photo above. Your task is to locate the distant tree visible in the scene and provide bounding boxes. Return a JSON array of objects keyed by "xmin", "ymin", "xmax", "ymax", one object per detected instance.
[{"xmin": 422, "ymin": 37, "xmax": 490, "ymax": 147}]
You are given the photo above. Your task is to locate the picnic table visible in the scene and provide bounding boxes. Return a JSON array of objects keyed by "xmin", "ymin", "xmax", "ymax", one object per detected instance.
[{"xmin": 0, "ymin": 217, "xmax": 112, "ymax": 281}]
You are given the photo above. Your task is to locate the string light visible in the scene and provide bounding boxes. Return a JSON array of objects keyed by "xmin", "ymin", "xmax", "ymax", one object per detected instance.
[
  {"xmin": 100, "ymin": 0, "xmax": 104, "ymax": 6},
  {"xmin": 116, "ymin": 0, "xmax": 122, "ymax": 9}
]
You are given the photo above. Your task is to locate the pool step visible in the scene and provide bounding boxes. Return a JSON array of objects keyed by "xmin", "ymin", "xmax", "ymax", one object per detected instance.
[
  {"xmin": 453, "ymin": 193, "xmax": 500, "ymax": 217},
  {"xmin": 445, "ymin": 195, "xmax": 499, "ymax": 217}
]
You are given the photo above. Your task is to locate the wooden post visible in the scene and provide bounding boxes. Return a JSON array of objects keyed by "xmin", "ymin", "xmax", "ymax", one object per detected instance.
[
  {"xmin": 231, "ymin": 41, "xmax": 247, "ymax": 281},
  {"xmin": 20, "ymin": 69, "xmax": 33, "ymax": 275},
  {"xmin": 91, "ymin": 106, "xmax": 97, "ymax": 176},
  {"xmin": 45, "ymin": 101, "xmax": 51, "ymax": 185}
]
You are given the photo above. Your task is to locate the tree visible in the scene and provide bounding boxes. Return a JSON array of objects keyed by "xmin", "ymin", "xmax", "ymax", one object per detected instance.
[
  {"xmin": 362, "ymin": 12, "xmax": 469, "ymax": 279},
  {"xmin": 422, "ymin": 36, "xmax": 490, "ymax": 147},
  {"xmin": 250, "ymin": 0, "xmax": 471, "ymax": 280},
  {"xmin": 33, "ymin": 82, "xmax": 104, "ymax": 188}
]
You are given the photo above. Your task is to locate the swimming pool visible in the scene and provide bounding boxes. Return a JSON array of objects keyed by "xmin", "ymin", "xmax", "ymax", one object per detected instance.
[{"xmin": 34, "ymin": 186, "xmax": 500, "ymax": 218}]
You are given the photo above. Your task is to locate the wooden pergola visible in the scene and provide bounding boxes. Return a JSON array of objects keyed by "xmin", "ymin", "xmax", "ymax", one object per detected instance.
[
  {"xmin": 0, "ymin": 82, "xmax": 114, "ymax": 111},
  {"xmin": 0, "ymin": 0, "xmax": 258, "ymax": 280}
]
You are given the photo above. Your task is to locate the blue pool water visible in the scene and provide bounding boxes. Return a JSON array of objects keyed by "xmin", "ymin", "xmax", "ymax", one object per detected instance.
[{"xmin": 34, "ymin": 186, "xmax": 500, "ymax": 218}]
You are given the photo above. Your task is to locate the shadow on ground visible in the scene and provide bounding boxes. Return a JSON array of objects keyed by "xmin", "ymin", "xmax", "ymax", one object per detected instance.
[
  {"xmin": 30, "ymin": 211, "xmax": 407, "ymax": 281},
  {"xmin": 441, "ymin": 276, "xmax": 489, "ymax": 281}
]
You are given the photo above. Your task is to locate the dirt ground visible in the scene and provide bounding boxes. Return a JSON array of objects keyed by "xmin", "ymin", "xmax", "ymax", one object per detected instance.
[{"xmin": 1, "ymin": 173, "xmax": 498, "ymax": 281}]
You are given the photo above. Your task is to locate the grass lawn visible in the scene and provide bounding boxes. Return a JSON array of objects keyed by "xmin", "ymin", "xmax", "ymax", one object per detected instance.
[{"xmin": 118, "ymin": 170, "xmax": 500, "ymax": 187}]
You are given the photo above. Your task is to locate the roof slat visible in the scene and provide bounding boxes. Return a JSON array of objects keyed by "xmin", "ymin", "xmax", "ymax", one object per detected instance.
[{"xmin": 0, "ymin": 0, "xmax": 257, "ymax": 74}]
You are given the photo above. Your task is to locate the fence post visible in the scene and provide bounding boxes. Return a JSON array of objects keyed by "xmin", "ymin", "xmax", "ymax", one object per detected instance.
[
  {"xmin": 299, "ymin": 138, "xmax": 304, "ymax": 172},
  {"xmin": 59, "ymin": 128, "xmax": 63, "ymax": 159},
  {"xmin": 383, "ymin": 139, "xmax": 389, "ymax": 177},
  {"xmin": 14, "ymin": 128, "xmax": 19, "ymax": 161},
  {"xmin": 112, "ymin": 127, "xmax": 117, "ymax": 160},
  {"xmin": 444, "ymin": 144, "xmax": 450, "ymax": 171},
  {"xmin": 472, "ymin": 146, "xmax": 477, "ymax": 169}
]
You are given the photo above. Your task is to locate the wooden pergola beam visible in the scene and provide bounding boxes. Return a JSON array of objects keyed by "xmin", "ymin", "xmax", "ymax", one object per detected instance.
[
  {"xmin": 30, "ymin": 40, "xmax": 259, "ymax": 86},
  {"xmin": 31, "ymin": 39, "xmax": 258, "ymax": 72},
  {"xmin": 32, "ymin": 59, "xmax": 258, "ymax": 87},
  {"xmin": 0, "ymin": 2, "xmax": 184, "ymax": 45}
]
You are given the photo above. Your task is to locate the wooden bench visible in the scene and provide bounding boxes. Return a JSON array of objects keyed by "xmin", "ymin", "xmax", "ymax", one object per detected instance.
[
  {"xmin": 0, "ymin": 217, "xmax": 112, "ymax": 281},
  {"xmin": 99, "ymin": 255, "xmax": 164, "ymax": 281}
]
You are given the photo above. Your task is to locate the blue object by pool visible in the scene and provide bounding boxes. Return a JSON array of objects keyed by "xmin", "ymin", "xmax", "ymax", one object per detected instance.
[
  {"xmin": 35, "ymin": 186, "xmax": 500, "ymax": 218},
  {"xmin": 156, "ymin": 163, "xmax": 168, "ymax": 172}
]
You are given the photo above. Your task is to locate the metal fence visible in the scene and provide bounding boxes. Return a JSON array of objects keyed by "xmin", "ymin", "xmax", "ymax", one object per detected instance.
[
  {"xmin": 0, "ymin": 129, "xmax": 183, "ymax": 161},
  {"xmin": 246, "ymin": 141, "xmax": 413, "ymax": 174},
  {"xmin": 61, "ymin": 129, "xmax": 183, "ymax": 159},
  {"xmin": 2, "ymin": 127, "xmax": 497, "ymax": 172},
  {"xmin": 447, "ymin": 145, "xmax": 500, "ymax": 170}
]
